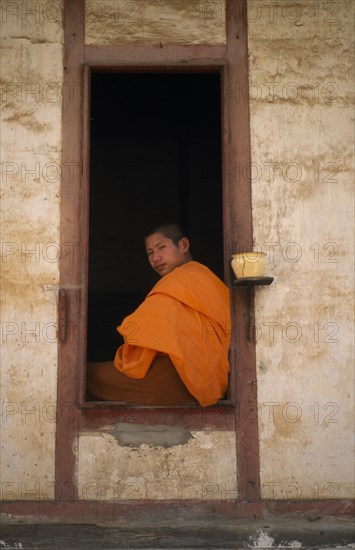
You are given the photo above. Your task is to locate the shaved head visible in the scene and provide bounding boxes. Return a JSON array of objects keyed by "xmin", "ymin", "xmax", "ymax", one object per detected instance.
[{"xmin": 145, "ymin": 223, "xmax": 189, "ymax": 246}]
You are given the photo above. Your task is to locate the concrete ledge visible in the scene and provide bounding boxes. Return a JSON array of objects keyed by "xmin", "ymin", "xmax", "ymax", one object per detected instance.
[{"xmin": 0, "ymin": 517, "xmax": 354, "ymax": 549}]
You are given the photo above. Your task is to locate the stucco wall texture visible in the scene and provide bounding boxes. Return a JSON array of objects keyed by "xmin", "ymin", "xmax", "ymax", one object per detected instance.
[
  {"xmin": 0, "ymin": 1, "xmax": 64, "ymax": 500},
  {"xmin": 85, "ymin": 0, "xmax": 226, "ymax": 45},
  {"xmin": 78, "ymin": 429, "xmax": 237, "ymax": 500},
  {"xmin": 0, "ymin": 0, "xmax": 354, "ymax": 502},
  {"xmin": 247, "ymin": 0, "xmax": 354, "ymax": 500}
]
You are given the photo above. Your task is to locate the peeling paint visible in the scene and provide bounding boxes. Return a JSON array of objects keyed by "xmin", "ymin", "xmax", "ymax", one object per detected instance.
[
  {"xmin": 3, "ymin": 110, "xmax": 52, "ymax": 133},
  {"xmin": 105, "ymin": 422, "xmax": 193, "ymax": 448},
  {"xmin": 248, "ymin": 530, "xmax": 302, "ymax": 548},
  {"xmin": 78, "ymin": 431, "xmax": 237, "ymax": 500}
]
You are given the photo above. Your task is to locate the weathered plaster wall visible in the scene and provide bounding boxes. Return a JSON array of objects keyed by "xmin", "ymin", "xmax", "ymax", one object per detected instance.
[
  {"xmin": 78, "ymin": 426, "xmax": 236, "ymax": 500},
  {"xmin": 248, "ymin": 0, "xmax": 354, "ymax": 498},
  {"xmin": 85, "ymin": 0, "xmax": 226, "ymax": 45},
  {"xmin": 0, "ymin": 1, "xmax": 63, "ymax": 500},
  {"xmin": 1, "ymin": 0, "xmax": 353, "ymax": 505}
]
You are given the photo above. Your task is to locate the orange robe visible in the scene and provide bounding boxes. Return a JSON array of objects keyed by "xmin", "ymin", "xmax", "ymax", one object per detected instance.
[{"xmin": 114, "ymin": 261, "xmax": 231, "ymax": 407}]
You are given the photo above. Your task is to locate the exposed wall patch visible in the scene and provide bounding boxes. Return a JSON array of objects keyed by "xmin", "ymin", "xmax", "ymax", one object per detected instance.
[{"xmin": 106, "ymin": 422, "xmax": 194, "ymax": 448}]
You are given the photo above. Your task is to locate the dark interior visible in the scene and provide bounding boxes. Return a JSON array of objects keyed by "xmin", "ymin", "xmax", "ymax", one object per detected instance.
[{"xmin": 87, "ymin": 71, "xmax": 223, "ymax": 362}]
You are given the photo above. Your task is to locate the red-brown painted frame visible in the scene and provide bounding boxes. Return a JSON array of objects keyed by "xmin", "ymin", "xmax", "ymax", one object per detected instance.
[
  {"xmin": 80, "ymin": 61, "xmax": 229, "ymax": 408},
  {"xmin": 54, "ymin": 0, "xmax": 260, "ymax": 504}
]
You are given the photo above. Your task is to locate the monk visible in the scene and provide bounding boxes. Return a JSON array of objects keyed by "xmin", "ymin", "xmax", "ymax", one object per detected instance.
[{"xmin": 87, "ymin": 224, "xmax": 231, "ymax": 407}]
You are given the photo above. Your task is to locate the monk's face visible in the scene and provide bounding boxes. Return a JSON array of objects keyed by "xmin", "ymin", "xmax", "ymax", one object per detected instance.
[{"xmin": 145, "ymin": 232, "xmax": 190, "ymax": 277}]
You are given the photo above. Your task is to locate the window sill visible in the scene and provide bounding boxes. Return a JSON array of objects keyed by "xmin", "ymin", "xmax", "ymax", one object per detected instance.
[
  {"xmin": 79, "ymin": 399, "xmax": 235, "ymax": 410},
  {"xmin": 78, "ymin": 399, "xmax": 236, "ymax": 431}
]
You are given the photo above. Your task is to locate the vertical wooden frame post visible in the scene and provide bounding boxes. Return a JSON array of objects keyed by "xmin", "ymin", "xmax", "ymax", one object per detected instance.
[
  {"xmin": 223, "ymin": 0, "xmax": 261, "ymax": 500},
  {"xmin": 56, "ymin": 0, "xmax": 85, "ymax": 500}
]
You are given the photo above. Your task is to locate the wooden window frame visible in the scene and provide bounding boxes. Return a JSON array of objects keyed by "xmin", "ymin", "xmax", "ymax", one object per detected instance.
[
  {"xmin": 57, "ymin": 0, "xmax": 260, "ymax": 502},
  {"xmin": 83, "ymin": 63, "xmax": 231, "ymax": 407}
]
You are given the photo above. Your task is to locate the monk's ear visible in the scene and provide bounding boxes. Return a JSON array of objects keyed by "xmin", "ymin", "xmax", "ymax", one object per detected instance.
[{"xmin": 179, "ymin": 237, "xmax": 190, "ymax": 253}]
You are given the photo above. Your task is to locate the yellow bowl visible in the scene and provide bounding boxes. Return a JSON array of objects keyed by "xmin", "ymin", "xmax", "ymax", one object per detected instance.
[{"xmin": 231, "ymin": 251, "xmax": 267, "ymax": 279}]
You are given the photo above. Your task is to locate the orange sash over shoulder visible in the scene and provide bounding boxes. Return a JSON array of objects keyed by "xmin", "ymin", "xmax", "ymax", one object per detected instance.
[{"xmin": 114, "ymin": 261, "xmax": 231, "ymax": 406}]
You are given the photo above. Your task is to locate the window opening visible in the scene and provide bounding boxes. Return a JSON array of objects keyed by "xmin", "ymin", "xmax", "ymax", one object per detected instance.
[{"xmin": 87, "ymin": 72, "xmax": 224, "ymax": 378}]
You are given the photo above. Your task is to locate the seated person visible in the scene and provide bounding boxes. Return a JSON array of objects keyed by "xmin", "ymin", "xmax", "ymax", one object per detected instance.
[{"xmin": 87, "ymin": 223, "xmax": 231, "ymax": 406}]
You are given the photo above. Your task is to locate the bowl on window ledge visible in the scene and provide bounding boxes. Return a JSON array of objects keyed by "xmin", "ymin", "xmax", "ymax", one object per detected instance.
[{"xmin": 231, "ymin": 251, "xmax": 267, "ymax": 279}]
